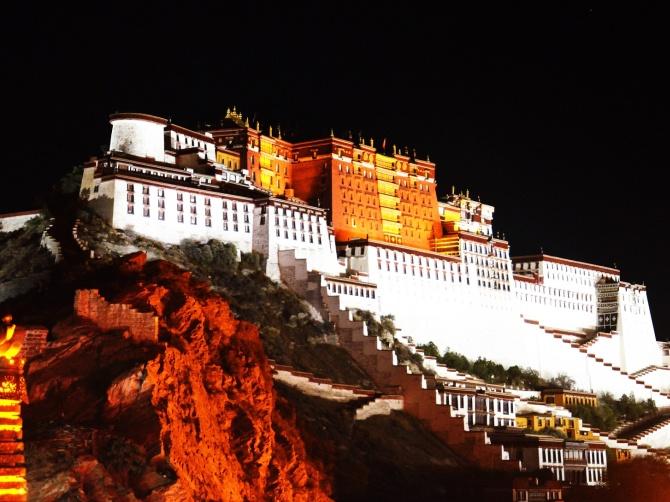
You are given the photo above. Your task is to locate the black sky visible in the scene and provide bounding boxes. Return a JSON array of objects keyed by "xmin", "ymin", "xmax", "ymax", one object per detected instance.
[{"xmin": 4, "ymin": 3, "xmax": 668, "ymax": 339}]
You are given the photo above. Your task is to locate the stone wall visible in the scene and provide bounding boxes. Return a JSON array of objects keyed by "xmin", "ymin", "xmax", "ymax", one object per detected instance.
[
  {"xmin": 18, "ymin": 327, "xmax": 49, "ymax": 361},
  {"xmin": 74, "ymin": 289, "xmax": 158, "ymax": 344}
]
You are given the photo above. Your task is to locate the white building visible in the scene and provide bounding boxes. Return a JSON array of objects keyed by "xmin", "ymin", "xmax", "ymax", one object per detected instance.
[{"xmin": 79, "ymin": 112, "xmax": 669, "ymax": 408}]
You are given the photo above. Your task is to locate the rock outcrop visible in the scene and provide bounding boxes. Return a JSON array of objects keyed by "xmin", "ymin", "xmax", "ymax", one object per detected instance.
[{"xmin": 23, "ymin": 252, "xmax": 331, "ymax": 501}]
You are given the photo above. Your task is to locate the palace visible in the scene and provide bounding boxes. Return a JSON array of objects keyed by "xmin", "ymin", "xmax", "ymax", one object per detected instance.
[{"xmin": 79, "ymin": 110, "xmax": 670, "ymax": 409}]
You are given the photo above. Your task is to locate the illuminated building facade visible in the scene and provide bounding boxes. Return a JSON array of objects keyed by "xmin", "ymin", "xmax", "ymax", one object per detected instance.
[{"xmin": 79, "ymin": 110, "xmax": 669, "ymax": 410}]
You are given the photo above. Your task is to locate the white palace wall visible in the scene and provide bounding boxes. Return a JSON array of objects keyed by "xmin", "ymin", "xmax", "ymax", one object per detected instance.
[{"xmin": 339, "ymin": 243, "xmax": 668, "ymax": 405}]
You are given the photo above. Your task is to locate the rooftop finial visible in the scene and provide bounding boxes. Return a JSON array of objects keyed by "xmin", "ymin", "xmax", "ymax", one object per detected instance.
[
  {"xmin": 451, "ymin": 185, "xmax": 455, "ymax": 195},
  {"xmin": 330, "ymin": 128, "xmax": 334, "ymax": 138},
  {"xmin": 277, "ymin": 125, "xmax": 282, "ymax": 139},
  {"xmin": 256, "ymin": 120, "xmax": 260, "ymax": 130},
  {"xmin": 226, "ymin": 107, "xmax": 231, "ymax": 117},
  {"xmin": 466, "ymin": 188, "xmax": 470, "ymax": 198},
  {"xmin": 269, "ymin": 125, "xmax": 273, "ymax": 137},
  {"xmin": 393, "ymin": 144, "xmax": 397, "ymax": 155},
  {"xmin": 370, "ymin": 138, "xmax": 374, "ymax": 148},
  {"xmin": 232, "ymin": 105, "xmax": 237, "ymax": 113},
  {"xmin": 427, "ymin": 153, "xmax": 431, "ymax": 162},
  {"xmin": 244, "ymin": 117, "xmax": 249, "ymax": 127}
]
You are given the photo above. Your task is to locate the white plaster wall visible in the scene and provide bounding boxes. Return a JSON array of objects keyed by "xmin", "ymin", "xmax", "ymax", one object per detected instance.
[
  {"xmin": 262, "ymin": 205, "xmax": 339, "ymax": 278},
  {"xmin": 586, "ymin": 333, "xmax": 622, "ymax": 368},
  {"xmin": 618, "ymin": 288, "xmax": 661, "ymax": 373},
  {"xmin": 0, "ymin": 212, "xmax": 40, "ymax": 233},
  {"xmin": 324, "ymin": 279, "xmax": 379, "ymax": 313},
  {"xmin": 635, "ymin": 420, "xmax": 670, "ymax": 448},
  {"xmin": 342, "ymin": 244, "xmax": 667, "ymax": 404},
  {"xmin": 110, "ymin": 118, "xmax": 165, "ymax": 162},
  {"xmin": 638, "ymin": 367, "xmax": 670, "ymax": 392},
  {"xmin": 100, "ymin": 178, "xmax": 254, "ymax": 252}
]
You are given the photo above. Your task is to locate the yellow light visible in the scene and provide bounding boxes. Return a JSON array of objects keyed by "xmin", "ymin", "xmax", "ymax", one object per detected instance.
[
  {"xmin": 0, "ymin": 474, "xmax": 27, "ymax": 482},
  {"xmin": 0, "ymin": 488, "xmax": 27, "ymax": 496}
]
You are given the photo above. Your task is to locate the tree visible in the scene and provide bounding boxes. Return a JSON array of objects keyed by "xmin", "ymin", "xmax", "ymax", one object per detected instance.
[
  {"xmin": 547, "ymin": 373, "xmax": 575, "ymax": 390},
  {"xmin": 417, "ymin": 342, "xmax": 440, "ymax": 358}
]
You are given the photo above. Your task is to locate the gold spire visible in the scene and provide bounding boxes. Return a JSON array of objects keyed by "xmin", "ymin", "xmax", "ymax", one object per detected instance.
[
  {"xmin": 330, "ymin": 128, "xmax": 334, "ymax": 138},
  {"xmin": 269, "ymin": 125, "xmax": 273, "ymax": 137},
  {"xmin": 244, "ymin": 117, "xmax": 250, "ymax": 127},
  {"xmin": 256, "ymin": 120, "xmax": 260, "ymax": 131}
]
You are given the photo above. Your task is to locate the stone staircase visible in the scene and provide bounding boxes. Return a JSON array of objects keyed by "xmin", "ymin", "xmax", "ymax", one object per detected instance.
[
  {"xmin": 40, "ymin": 220, "xmax": 62, "ymax": 263},
  {"xmin": 355, "ymin": 395, "xmax": 404, "ymax": 421},
  {"xmin": 613, "ymin": 409, "xmax": 670, "ymax": 447},
  {"xmin": 269, "ymin": 360, "xmax": 378, "ymax": 403},
  {"xmin": 522, "ymin": 317, "xmax": 670, "ymax": 406},
  {"xmin": 278, "ymin": 251, "xmax": 520, "ymax": 471}
]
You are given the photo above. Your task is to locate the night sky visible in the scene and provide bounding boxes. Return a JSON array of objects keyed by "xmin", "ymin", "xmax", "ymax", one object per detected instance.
[{"xmin": 5, "ymin": 4, "xmax": 668, "ymax": 339}]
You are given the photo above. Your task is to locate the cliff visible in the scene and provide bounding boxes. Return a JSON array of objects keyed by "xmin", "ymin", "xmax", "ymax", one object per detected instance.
[{"xmin": 23, "ymin": 252, "xmax": 331, "ymax": 501}]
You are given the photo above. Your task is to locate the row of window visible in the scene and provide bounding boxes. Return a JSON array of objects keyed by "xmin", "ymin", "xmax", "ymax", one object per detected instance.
[
  {"xmin": 463, "ymin": 241, "xmax": 508, "ymax": 258},
  {"xmin": 377, "ymin": 248, "xmax": 463, "ymax": 271},
  {"xmin": 126, "ymin": 203, "xmax": 251, "ymax": 232},
  {"xmin": 326, "ymin": 282, "xmax": 376, "ymax": 299},
  {"xmin": 274, "ymin": 207, "xmax": 319, "ymax": 220},
  {"xmin": 274, "ymin": 228, "xmax": 322, "ymax": 245},
  {"xmin": 517, "ymin": 281, "xmax": 594, "ymax": 302},
  {"xmin": 517, "ymin": 293, "xmax": 595, "ymax": 312},
  {"xmin": 274, "ymin": 217, "xmax": 319, "ymax": 232},
  {"xmin": 586, "ymin": 450, "xmax": 606, "ymax": 465}
]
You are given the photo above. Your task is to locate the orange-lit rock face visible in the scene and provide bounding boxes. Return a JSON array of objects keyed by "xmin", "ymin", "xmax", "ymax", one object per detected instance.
[
  {"xmin": 132, "ymin": 263, "xmax": 330, "ymax": 501},
  {"xmin": 25, "ymin": 253, "xmax": 331, "ymax": 501}
]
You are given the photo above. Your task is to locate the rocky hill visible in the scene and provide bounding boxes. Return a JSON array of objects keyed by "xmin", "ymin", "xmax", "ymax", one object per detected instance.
[
  {"xmin": 6, "ymin": 247, "xmax": 508, "ymax": 501},
  {"xmin": 23, "ymin": 252, "xmax": 330, "ymax": 501}
]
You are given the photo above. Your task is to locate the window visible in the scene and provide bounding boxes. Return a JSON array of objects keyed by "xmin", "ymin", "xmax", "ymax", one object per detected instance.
[
  {"xmin": 142, "ymin": 186, "xmax": 149, "ymax": 195},
  {"xmin": 127, "ymin": 193, "xmax": 134, "ymax": 202},
  {"xmin": 190, "ymin": 194, "xmax": 196, "ymax": 203},
  {"xmin": 143, "ymin": 207, "xmax": 150, "ymax": 217},
  {"xmin": 205, "ymin": 218, "xmax": 211, "ymax": 227},
  {"xmin": 190, "ymin": 206, "xmax": 197, "ymax": 214},
  {"xmin": 127, "ymin": 204, "xmax": 134, "ymax": 214},
  {"xmin": 234, "ymin": 224, "xmax": 238, "ymax": 232},
  {"xmin": 127, "ymin": 183, "xmax": 134, "ymax": 192},
  {"xmin": 205, "ymin": 197, "xmax": 211, "ymax": 206},
  {"xmin": 177, "ymin": 193, "xmax": 183, "ymax": 201},
  {"xmin": 177, "ymin": 213, "xmax": 184, "ymax": 223},
  {"xmin": 158, "ymin": 188, "xmax": 164, "ymax": 197},
  {"xmin": 223, "ymin": 222, "xmax": 228, "ymax": 231},
  {"xmin": 245, "ymin": 225, "xmax": 250, "ymax": 233},
  {"xmin": 190, "ymin": 216, "xmax": 197, "ymax": 225},
  {"xmin": 222, "ymin": 200, "xmax": 228, "ymax": 209},
  {"xmin": 177, "ymin": 203, "xmax": 183, "ymax": 212},
  {"xmin": 158, "ymin": 210, "xmax": 165, "ymax": 220}
]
